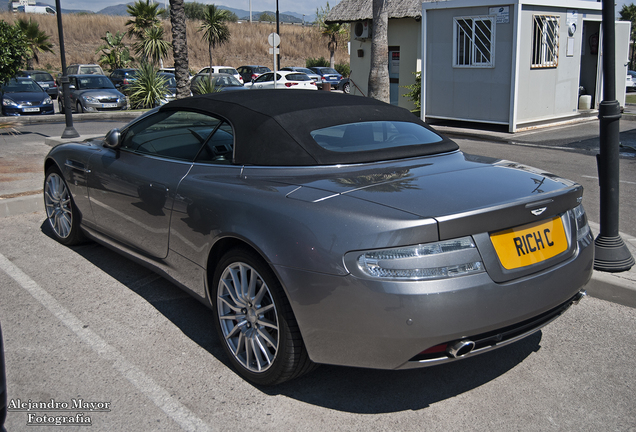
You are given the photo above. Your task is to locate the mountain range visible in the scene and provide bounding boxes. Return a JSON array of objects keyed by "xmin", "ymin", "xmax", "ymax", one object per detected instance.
[{"xmin": 8, "ymin": 1, "xmax": 316, "ymax": 23}]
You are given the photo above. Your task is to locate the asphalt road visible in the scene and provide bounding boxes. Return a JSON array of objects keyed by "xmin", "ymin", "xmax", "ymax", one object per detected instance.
[{"xmin": 1, "ymin": 212, "xmax": 635, "ymax": 431}]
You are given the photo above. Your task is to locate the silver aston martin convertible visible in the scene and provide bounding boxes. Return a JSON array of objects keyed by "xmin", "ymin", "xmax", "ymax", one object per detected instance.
[{"xmin": 43, "ymin": 90, "xmax": 593, "ymax": 385}]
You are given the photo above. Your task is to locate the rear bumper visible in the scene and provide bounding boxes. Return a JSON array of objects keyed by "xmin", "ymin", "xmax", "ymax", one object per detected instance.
[{"xmin": 274, "ymin": 236, "xmax": 594, "ymax": 370}]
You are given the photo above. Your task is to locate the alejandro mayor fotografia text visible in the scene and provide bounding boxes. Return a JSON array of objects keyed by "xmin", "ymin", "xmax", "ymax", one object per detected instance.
[{"xmin": 8, "ymin": 398, "xmax": 111, "ymax": 426}]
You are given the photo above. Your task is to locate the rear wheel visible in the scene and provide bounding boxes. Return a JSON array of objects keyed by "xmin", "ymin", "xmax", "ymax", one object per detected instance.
[
  {"xmin": 212, "ymin": 248, "xmax": 315, "ymax": 385},
  {"xmin": 343, "ymin": 81, "xmax": 351, "ymax": 94},
  {"xmin": 44, "ymin": 166, "xmax": 86, "ymax": 245}
]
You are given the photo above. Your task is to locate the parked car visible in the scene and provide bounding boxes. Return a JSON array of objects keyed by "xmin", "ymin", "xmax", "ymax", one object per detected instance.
[
  {"xmin": 66, "ymin": 64, "xmax": 104, "ymax": 76},
  {"xmin": 198, "ymin": 66, "xmax": 244, "ymax": 84},
  {"xmin": 190, "ymin": 73, "xmax": 246, "ymax": 95},
  {"xmin": 158, "ymin": 72, "xmax": 177, "ymax": 104},
  {"xmin": 627, "ymin": 70, "xmax": 636, "ymax": 92},
  {"xmin": 18, "ymin": 70, "xmax": 58, "ymax": 99},
  {"xmin": 43, "ymin": 90, "xmax": 593, "ymax": 386},
  {"xmin": 236, "ymin": 65, "xmax": 270, "ymax": 83},
  {"xmin": 337, "ymin": 77, "xmax": 351, "ymax": 94},
  {"xmin": 1, "ymin": 77, "xmax": 54, "ymax": 116},
  {"xmin": 108, "ymin": 68, "xmax": 138, "ymax": 94},
  {"xmin": 244, "ymin": 71, "xmax": 317, "ymax": 90},
  {"xmin": 57, "ymin": 64, "xmax": 105, "ymax": 88},
  {"xmin": 309, "ymin": 66, "xmax": 343, "ymax": 89},
  {"xmin": 59, "ymin": 74, "xmax": 126, "ymax": 113},
  {"xmin": 280, "ymin": 67, "xmax": 321, "ymax": 85}
]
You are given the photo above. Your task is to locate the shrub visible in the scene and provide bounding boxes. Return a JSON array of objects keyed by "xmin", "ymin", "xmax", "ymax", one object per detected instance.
[
  {"xmin": 306, "ymin": 57, "xmax": 329, "ymax": 68},
  {"xmin": 128, "ymin": 62, "xmax": 169, "ymax": 108},
  {"xmin": 334, "ymin": 62, "xmax": 349, "ymax": 77}
]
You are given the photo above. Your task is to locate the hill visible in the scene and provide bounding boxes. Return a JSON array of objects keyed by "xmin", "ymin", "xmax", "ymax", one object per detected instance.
[{"xmin": 0, "ymin": 11, "xmax": 348, "ymax": 73}]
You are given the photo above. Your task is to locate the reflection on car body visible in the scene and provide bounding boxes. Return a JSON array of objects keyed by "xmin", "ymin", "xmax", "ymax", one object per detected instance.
[{"xmin": 43, "ymin": 90, "xmax": 593, "ymax": 386}]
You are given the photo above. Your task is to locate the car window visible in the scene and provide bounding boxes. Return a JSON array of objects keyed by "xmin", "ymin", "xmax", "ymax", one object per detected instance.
[
  {"xmin": 81, "ymin": 66, "xmax": 102, "ymax": 74},
  {"xmin": 255, "ymin": 67, "xmax": 270, "ymax": 74},
  {"xmin": 31, "ymin": 72, "xmax": 53, "ymax": 81},
  {"xmin": 2, "ymin": 79, "xmax": 42, "ymax": 93},
  {"xmin": 255, "ymin": 73, "xmax": 273, "ymax": 83},
  {"xmin": 286, "ymin": 73, "xmax": 310, "ymax": 81},
  {"xmin": 195, "ymin": 122, "xmax": 234, "ymax": 164},
  {"xmin": 219, "ymin": 68, "xmax": 236, "ymax": 75},
  {"xmin": 121, "ymin": 111, "xmax": 224, "ymax": 162},
  {"xmin": 78, "ymin": 76, "xmax": 115, "ymax": 89},
  {"xmin": 310, "ymin": 121, "xmax": 444, "ymax": 152}
]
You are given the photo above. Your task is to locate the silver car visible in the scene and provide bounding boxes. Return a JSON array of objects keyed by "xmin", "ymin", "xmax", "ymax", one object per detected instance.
[
  {"xmin": 59, "ymin": 74, "xmax": 127, "ymax": 113},
  {"xmin": 43, "ymin": 90, "xmax": 593, "ymax": 386}
]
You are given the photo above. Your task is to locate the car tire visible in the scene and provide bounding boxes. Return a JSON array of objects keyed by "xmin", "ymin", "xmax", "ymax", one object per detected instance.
[
  {"xmin": 58, "ymin": 99, "xmax": 64, "ymax": 113},
  {"xmin": 43, "ymin": 166, "xmax": 87, "ymax": 246},
  {"xmin": 211, "ymin": 247, "xmax": 316, "ymax": 386},
  {"xmin": 76, "ymin": 101, "xmax": 83, "ymax": 113},
  {"xmin": 343, "ymin": 81, "xmax": 350, "ymax": 94}
]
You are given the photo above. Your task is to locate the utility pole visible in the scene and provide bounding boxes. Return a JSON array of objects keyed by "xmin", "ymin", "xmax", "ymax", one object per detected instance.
[
  {"xmin": 594, "ymin": 0, "xmax": 634, "ymax": 271},
  {"xmin": 54, "ymin": 0, "xmax": 78, "ymax": 139}
]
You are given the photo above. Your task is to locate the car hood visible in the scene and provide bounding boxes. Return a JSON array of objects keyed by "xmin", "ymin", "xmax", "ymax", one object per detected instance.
[
  {"xmin": 75, "ymin": 89, "xmax": 123, "ymax": 98},
  {"xmin": 274, "ymin": 151, "xmax": 582, "ymax": 239}
]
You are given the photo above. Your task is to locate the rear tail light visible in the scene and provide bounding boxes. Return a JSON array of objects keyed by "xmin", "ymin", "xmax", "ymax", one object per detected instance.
[{"xmin": 284, "ymin": 82, "xmax": 298, "ymax": 87}]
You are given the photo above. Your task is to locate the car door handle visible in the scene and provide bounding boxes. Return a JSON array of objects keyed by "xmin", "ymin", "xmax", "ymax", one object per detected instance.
[{"xmin": 149, "ymin": 183, "xmax": 168, "ymax": 192}]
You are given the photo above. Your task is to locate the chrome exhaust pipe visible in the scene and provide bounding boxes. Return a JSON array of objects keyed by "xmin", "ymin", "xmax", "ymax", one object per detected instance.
[
  {"xmin": 447, "ymin": 340, "xmax": 475, "ymax": 358},
  {"xmin": 573, "ymin": 290, "xmax": 587, "ymax": 305}
]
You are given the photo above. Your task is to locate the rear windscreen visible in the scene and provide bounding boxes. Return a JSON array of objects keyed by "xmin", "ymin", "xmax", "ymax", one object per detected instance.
[{"xmin": 310, "ymin": 121, "xmax": 444, "ymax": 152}]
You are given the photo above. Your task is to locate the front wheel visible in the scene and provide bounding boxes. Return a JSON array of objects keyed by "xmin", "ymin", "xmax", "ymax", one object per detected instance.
[
  {"xmin": 211, "ymin": 248, "xmax": 315, "ymax": 385},
  {"xmin": 343, "ymin": 81, "xmax": 351, "ymax": 94},
  {"xmin": 44, "ymin": 166, "xmax": 86, "ymax": 245},
  {"xmin": 76, "ymin": 101, "xmax": 83, "ymax": 113}
]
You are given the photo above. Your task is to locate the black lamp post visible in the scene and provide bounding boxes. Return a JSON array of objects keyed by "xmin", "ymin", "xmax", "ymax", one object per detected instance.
[
  {"xmin": 594, "ymin": 0, "xmax": 634, "ymax": 271},
  {"xmin": 55, "ymin": 0, "xmax": 79, "ymax": 139},
  {"xmin": 276, "ymin": 0, "xmax": 280, "ymax": 70}
]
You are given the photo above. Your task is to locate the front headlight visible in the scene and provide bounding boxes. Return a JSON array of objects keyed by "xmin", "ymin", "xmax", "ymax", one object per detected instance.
[
  {"xmin": 347, "ymin": 237, "xmax": 485, "ymax": 281},
  {"xmin": 82, "ymin": 95, "xmax": 99, "ymax": 104},
  {"xmin": 2, "ymin": 97, "xmax": 17, "ymax": 107},
  {"xmin": 43, "ymin": 97, "xmax": 52, "ymax": 104}
]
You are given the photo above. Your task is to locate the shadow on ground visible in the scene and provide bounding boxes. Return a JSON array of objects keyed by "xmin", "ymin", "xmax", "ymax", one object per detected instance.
[{"xmin": 41, "ymin": 221, "xmax": 543, "ymax": 414}]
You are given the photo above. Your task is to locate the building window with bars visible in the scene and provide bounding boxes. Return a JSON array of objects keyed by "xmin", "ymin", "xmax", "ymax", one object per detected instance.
[
  {"xmin": 532, "ymin": 15, "xmax": 559, "ymax": 68},
  {"xmin": 453, "ymin": 16, "xmax": 495, "ymax": 68}
]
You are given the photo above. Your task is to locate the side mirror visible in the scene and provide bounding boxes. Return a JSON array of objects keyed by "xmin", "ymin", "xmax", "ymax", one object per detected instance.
[
  {"xmin": 69, "ymin": 84, "xmax": 76, "ymax": 89},
  {"xmin": 103, "ymin": 128, "xmax": 122, "ymax": 149}
]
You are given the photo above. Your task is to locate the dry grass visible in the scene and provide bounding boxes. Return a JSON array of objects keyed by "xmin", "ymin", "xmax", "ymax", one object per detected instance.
[{"xmin": 0, "ymin": 12, "xmax": 349, "ymax": 72}]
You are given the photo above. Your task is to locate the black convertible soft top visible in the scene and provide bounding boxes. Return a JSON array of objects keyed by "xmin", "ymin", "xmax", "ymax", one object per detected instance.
[{"xmin": 162, "ymin": 89, "xmax": 458, "ymax": 166}]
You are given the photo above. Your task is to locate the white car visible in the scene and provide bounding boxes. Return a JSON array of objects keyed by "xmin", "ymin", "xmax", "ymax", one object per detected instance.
[
  {"xmin": 243, "ymin": 71, "xmax": 317, "ymax": 90},
  {"xmin": 197, "ymin": 66, "xmax": 244, "ymax": 84}
]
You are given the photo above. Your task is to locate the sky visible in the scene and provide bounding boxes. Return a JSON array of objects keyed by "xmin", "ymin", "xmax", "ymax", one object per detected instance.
[{"xmin": 55, "ymin": 0, "xmax": 342, "ymax": 17}]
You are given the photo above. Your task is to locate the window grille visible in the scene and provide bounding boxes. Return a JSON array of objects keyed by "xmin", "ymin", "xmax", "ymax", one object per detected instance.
[
  {"xmin": 532, "ymin": 15, "xmax": 559, "ymax": 68},
  {"xmin": 453, "ymin": 16, "xmax": 495, "ymax": 67}
]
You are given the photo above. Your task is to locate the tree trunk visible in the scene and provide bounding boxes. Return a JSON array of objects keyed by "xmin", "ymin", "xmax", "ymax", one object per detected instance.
[
  {"xmin": 368, "ymin": 0, "xmax": 390, "ymax": 103},
  {"xmin": 169, "ymin": 0, "xmax": 190, "ymax": 99}
]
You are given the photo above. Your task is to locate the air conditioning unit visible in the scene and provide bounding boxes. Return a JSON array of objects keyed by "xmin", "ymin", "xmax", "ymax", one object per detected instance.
[{"xmin": 354, "ymin": 20, "xmax": 371, "ymax": 40}]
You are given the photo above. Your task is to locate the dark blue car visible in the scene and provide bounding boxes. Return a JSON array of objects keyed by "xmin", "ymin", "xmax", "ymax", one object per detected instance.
[
  {"xmin": 1, "ymin": 77, "xmax": 54, "ymax": 116},
  {"xmin": 309, "ymin": 67, "xmax": 343, "ymax": 89}
]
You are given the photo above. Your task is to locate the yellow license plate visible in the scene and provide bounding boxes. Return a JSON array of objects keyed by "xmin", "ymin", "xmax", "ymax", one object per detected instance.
[{"xmin": 490, "ymin": 217, "xmax": 568, "ymax": 270}]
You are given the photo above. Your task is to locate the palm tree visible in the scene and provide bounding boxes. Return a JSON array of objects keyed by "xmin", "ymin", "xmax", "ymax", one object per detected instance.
[
  {"xmin": 316, "ymin": 3, "xmax": 347, "ymax": 69},
  {"xmin": 128, "ymin": 62, "xmax": 170, "ymax": 108},
  {"xmin": 169, "ymin": 0, "xmax": 190, "ymax": 100},
  {"xmin": 125, "ymin": 0, "xmax": 164, "ymax": 40},
  {"xmin": 15, "ymin": 18, "xmax": 54, "ymax": 70},
  {"xmin": 134, "ymin": 26, "xmax": 171, "ymax": 67},
  {"xmin": 96, "ymin": 31, "xmax": 134, "ymax": 71},
  {"xmin": 620, "ymin": 4, "xmax": 636, "ymax": 70},
  {"xmin": 367, "ymin": 0, "xmax": 390, "ymax": 103},
  {"xmin": 198, "ymin": 5, "xmax": 231, "ymax": 70}
]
